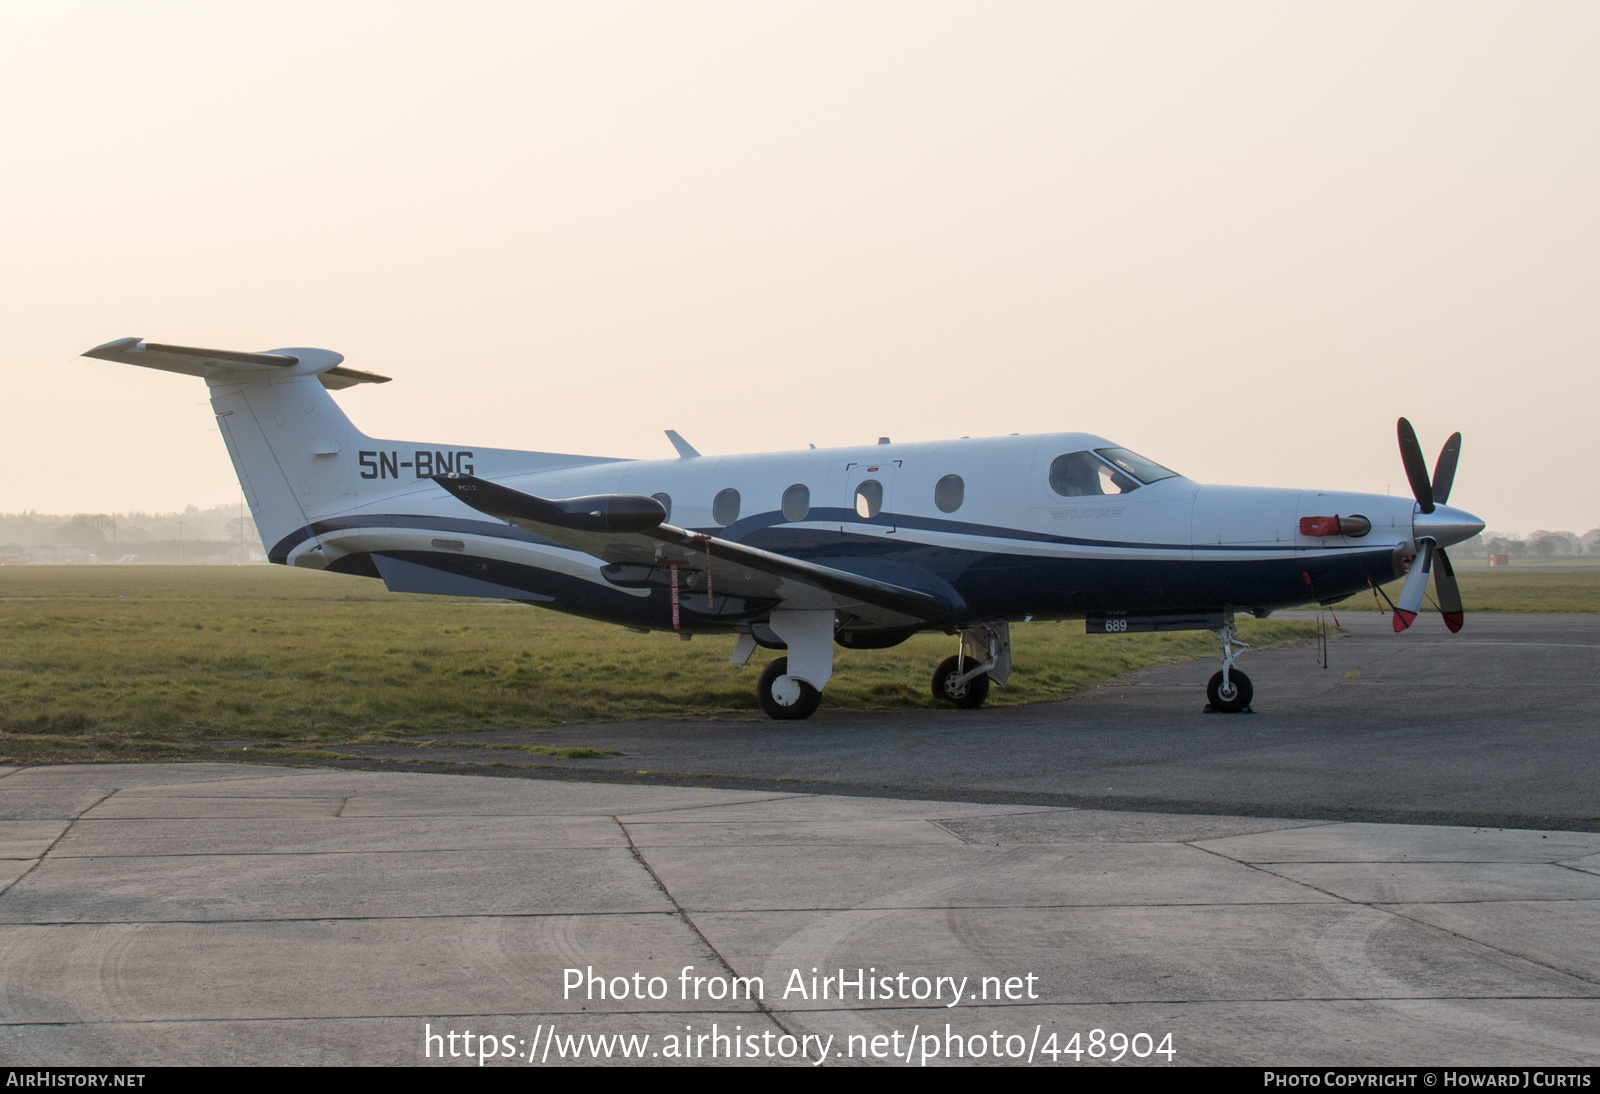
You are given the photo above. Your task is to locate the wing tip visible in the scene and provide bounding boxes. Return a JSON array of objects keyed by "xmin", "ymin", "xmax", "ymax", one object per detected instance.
[{"xmin": 83, "ymin": 336, "xmax": 143, "ymax": 359}]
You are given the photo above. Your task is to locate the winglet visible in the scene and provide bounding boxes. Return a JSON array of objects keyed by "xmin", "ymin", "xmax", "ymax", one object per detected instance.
[{"xmin": 665, "ymin": 430, "xmax": 700, "ymax": 458}]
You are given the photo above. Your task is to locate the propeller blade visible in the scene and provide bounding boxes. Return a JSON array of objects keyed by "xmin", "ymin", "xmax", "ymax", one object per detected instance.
[
  {"xmin": 1393, "ymin": 539, "xmax": 1434, "ymax": 632},
  {"xmin": 1431, "ymin": 432, "xmax": 1462, "ymax": 506},
  {"xmin": 1434, "ymin": 546, "xmax": 1464, "ymax": 632},
  {"xmin": 1397, "ymin": 417, "xmax": 1435, "ymax": 513}
]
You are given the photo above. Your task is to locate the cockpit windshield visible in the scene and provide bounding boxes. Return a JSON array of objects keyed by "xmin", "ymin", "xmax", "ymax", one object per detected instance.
[{"xmin": 1094, "ymin": 447, "xmax": 1179, "ymax": 485}]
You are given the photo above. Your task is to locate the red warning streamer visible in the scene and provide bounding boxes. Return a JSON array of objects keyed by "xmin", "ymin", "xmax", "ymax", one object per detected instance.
[{"xmin": 668, "ymin": 562, "xmax": 681, "ymax": 631}]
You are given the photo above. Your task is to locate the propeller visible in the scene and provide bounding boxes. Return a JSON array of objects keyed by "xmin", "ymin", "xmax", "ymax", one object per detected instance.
[{"xmin": 1393, "ymin": 418, "xmax": 1470, "ymax": 633}]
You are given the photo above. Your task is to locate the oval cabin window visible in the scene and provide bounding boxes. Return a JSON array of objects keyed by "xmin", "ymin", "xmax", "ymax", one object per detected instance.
[
  {"xmin": 781, "ymin": 484, "xmax": 810, "ymax": 522},
  {"xmin": 651, "ymin": 492, "xmax": 672, "ymax": 524},
  {"xmin": 934, "ymin": 474, "xmax": 964, "ymax": 513},
  {"xmin": 712, "ymin": 488, "xmax": 741, "ymax": 526}
]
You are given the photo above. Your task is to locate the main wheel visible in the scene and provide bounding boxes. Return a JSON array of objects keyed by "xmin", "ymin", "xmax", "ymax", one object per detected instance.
[
  {"xmin": 1206, "ymin": 669, "xmax": 1253, "ymax": 713},
  {"xmin": 932, "ymin": 655, "xmax": 991, "ymax": 709},
  {"xmin": 757, "ymin": 657, "xmax": 821, "ymax": 720}
]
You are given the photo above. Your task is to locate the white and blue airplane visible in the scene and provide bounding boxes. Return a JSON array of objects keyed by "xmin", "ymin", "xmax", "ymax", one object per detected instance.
[{"xmin": 83, "ymin": 337, "xmax": 1485, "ymax": 719}]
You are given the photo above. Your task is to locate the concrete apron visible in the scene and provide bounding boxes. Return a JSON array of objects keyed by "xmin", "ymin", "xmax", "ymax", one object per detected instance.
[{"xmin": 1, "ymin": 763, "xmax": 1597, "ymax": 1067}]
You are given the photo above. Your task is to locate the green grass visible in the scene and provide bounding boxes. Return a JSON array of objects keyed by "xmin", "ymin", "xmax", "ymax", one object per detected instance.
[
  {"xmin": 1309, "ymin": 565, "xmax": 1600, "ymax": 614},
  {"xmin": 0, "ymin": 564, "xmax": 1320, "ymax": 765}
]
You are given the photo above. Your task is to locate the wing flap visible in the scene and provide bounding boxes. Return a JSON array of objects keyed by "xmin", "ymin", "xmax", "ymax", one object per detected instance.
[{"xmin": 647, "ymin": 522, "xmax": 950, "ymax": 622}]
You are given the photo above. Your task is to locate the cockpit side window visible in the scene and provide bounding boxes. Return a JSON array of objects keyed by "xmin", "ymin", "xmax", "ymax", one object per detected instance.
[{"xmin": 1049, "ymin": 451, "xmax": 1140, "ymax": 497}]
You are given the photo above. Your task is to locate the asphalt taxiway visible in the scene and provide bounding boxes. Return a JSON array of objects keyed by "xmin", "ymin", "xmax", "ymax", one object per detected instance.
[{"xmin": 345, "ymin": 612, "xmax": 1600, "ymax": 829}]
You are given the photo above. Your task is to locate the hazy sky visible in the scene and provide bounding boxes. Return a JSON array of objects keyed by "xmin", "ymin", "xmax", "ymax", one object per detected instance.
[{"xmin": 4, "ymin": 2, "xmax": 1595, "ymax": 533}]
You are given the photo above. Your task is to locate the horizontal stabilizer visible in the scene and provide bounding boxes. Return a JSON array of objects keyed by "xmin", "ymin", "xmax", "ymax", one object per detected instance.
[
  {"xmin": 319, "ymin": 366, "xmax": 393, "ymax": 389},
  {"xmin": 81, "ymin": 338, "xmax": 390, "ymax": 389}
]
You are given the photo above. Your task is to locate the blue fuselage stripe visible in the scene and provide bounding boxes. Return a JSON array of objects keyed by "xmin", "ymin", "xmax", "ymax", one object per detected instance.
[{"xmin": 272, "ymin": 510, "xmax": 1397, "ymax": 628}]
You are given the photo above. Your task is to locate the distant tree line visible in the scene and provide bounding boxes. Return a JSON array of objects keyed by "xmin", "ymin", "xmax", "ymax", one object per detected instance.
[
  {"xmin": 1480, "ymin": 530, "xmax": 1600, "ymax": 559},
  {"xmin": 0, "ymin": 504, "xmax": 263, "ymax": 563}
]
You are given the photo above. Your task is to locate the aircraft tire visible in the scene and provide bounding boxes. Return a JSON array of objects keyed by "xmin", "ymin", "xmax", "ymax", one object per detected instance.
[
  {"xmin": 932, "ymin": 655, "xmax": 991, "ymax": 709},
  {"xmin": 1206, "ymin": 669, "xmax": 1253, "ymax": 713},
  {"xmin": 757, "ymin": 657, "xmax": 821, "ymax": 720}
]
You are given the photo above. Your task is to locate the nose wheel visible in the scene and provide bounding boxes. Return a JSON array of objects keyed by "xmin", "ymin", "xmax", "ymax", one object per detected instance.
[{"xmin": 1206, "ymin": 669, "xmax": 1253, "ymax": 713}]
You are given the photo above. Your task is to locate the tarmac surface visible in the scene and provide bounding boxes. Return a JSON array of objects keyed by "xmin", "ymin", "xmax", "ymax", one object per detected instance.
[
  {"xmin": 342, "ymin": 612, "xmax": 1600, "ymax": 830},
  {"xmin": 2, "ymin": 612, "xmax": 1598, "ymax": 1066}
]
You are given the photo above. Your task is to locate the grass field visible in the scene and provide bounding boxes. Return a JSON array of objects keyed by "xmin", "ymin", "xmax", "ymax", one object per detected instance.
[
  {"xmin": 4, "ymin": 562, "xmax": 1593, "ymax": 766},
  {"xmin": 0, "ymin": 565, "xmax": 1327, "ymax": 765},
  {"xmin": 1320, "ymin": 564, "xmax": 1600, "ymax": 614}
]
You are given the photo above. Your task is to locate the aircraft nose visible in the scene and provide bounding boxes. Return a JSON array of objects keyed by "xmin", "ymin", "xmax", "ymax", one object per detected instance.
[{"xmin": 1414, "ymin": 503, "xmax": 1485, "ymax": 549}]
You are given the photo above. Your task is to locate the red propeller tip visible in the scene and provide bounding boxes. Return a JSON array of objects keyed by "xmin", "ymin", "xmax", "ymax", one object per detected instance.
[
  {"xmin": 1392, "ymin": 609, "xmax": 1417, "ymax": 633},
  {"xmin": 1442, "ymin": 611, "xmax": 1464, "ymax": 633}
]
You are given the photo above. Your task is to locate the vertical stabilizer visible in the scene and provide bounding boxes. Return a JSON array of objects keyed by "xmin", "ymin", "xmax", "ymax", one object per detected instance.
[
  {"xmin": 82, "ymin": 338, "xmax": 383, "ymax": 565},
  {"xmin": 209, "ymin": 370, "xmax": 363, "ymax": 562}
]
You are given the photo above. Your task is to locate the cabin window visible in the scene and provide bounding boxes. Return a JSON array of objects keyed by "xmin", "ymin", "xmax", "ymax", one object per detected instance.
[
  {"xmin": 1094, "ymin": 447, "xmax": 1179, "ymax": 484},
  {"xmin": 781, "ymin": 484, "xmax": 810, "ymax": 522},
  {"xmin": 651, "ymin": 492, "xmax": 672, "ymax": 524},
  {"xmin": 934, "ymin": 474, "xmax": 964, "ymax": 513},
  {"xmin": 712, "ymin": 488, "xmax": 741, "ymax": 526},
  {"xmin": 1049, "ymin": 452, "xmax": 1139, "ymax": 497},
  {"xmin": 854, "ymin": 479, "xmax": 883, "ymax": 519}
]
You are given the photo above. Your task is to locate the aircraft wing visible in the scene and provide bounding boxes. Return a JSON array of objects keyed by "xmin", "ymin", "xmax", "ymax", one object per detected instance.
[{"xmin": 433, "ymin": 474, "xmax": 952, "ymax": 626}]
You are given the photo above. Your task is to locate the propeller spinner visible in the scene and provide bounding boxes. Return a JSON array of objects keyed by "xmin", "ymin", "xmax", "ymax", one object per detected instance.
[{"xmin": 1392, "ymin": 418, "xmax": 1484, "ymax": 634}]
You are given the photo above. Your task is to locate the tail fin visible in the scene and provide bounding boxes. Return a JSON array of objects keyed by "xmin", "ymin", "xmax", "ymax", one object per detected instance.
[{"xmin": 82, "ymin": 338, "xmax": 390, "ymax": 562}]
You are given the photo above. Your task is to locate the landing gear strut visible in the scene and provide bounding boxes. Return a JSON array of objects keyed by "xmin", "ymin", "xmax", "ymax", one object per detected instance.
[
  {"xmin": 932, "ymin": 623, "xmax": 1011, "ymax": 709},
  {"xmin": 1206, "ymin": 613, "xmax": 1253, "ymax": 713},
  {"xmin": 750, "ymin": 609, "xmax": 835, "ymax": 721}
]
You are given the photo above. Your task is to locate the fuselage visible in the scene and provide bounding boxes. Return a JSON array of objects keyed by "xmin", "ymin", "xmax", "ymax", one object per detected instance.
[{"xmin": 278, "ymin": 429, "xmax": 1444, "ymax": 633}]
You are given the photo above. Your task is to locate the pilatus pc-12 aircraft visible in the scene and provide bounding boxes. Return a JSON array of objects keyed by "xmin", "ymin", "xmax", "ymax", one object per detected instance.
[{"xmin": 83, "ymin": 337, "xmax": 1485, "ymax": 720}]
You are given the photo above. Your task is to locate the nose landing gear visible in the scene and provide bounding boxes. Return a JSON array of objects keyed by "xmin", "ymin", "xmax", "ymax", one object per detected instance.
[{"xmin": 1206, "ymin": 614, "xmax": 1253, "ymax": 713}]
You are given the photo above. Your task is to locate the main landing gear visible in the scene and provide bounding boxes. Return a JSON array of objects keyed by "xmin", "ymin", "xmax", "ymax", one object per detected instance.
[
  {"xmin": 1206, "ymin": 613, "xmax": 1253, "ymax": 714},
  {"xmin": 733, "ymin": 609, "xmax": 837, "ymax": 721},
  {"xmin": 931, "ymin": 623, "xmax": 1011, "ymax": 710},
  {"xmin": 736, "ymin": 616, "xmax": 1016, "ymax": 720}
]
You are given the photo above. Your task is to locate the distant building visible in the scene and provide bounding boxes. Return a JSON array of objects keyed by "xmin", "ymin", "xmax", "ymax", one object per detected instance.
[{"xmin": 23, "ymin": 544, "xmax": 98, "ymax": 563}]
